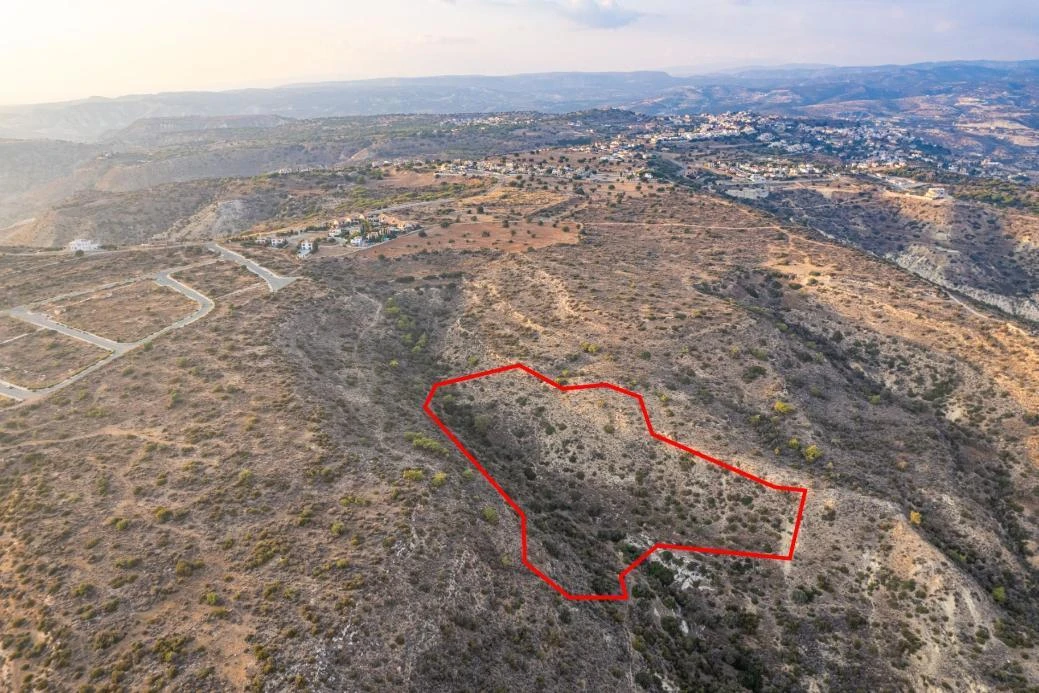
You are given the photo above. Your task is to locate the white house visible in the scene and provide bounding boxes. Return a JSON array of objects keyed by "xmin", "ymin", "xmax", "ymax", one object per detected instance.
[
  {"xmin": 68, "ymin": 239, "xmax": 100, "ymax": 252},
  {"xmin": 298, "ymin": 239, "xmax": 314, "ymax": 256}
]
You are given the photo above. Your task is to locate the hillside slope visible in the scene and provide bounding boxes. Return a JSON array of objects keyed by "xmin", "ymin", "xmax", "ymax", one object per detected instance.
[{"xmin": 0, "ymin": 178, "xmax": 1036, "ymax": 691}]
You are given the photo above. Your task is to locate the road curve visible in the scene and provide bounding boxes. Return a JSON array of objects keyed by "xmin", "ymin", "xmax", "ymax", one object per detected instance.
[
  {"xmin": 0, "ymin": 352, "xmax": 123, "ymax": 403},
  {"xmin": 206, "ymin": 242, "xmax": 296, "ymax": 292},
  {"xmin": 1, "ymin": 273, "xmax": 216, "ymax": 404},
  {"xmin": 155, "ymin": 271, "xmax": 215, "ymax": 331},
  {"xmin": 0, "ymin": 379, "xmax": 34, "ymax": 401}
]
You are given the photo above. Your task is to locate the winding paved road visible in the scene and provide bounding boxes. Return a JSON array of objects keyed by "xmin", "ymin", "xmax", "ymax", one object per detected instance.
[
  {"xmin": 0, "ymin": 270, "xmax": 218, "ymax": 404},
  {"xmin": 0, "ymin": 351, "xmax": 123, "ymax": 402},
  {"xmin": 155, "ymin": 271, "xmax": 215, "ymax": 330},
  {"xmin": 206, "ymin": 242, "xmax": 297, "ymax": 292},
  {"xmin": 0, "ymin": 244, "xmax": 292, "ymax": 404}
]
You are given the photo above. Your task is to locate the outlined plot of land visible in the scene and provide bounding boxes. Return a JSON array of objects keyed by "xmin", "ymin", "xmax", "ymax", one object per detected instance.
[
  {"xmin": 0, "ymin": 328, "xmax": 110, "ymax": 390},
  {"xmin": 425, "ymin": 363, "xmax": 809, "ymax": 601},
  {"xmin": 170, "ymin": 259, "xmax": 266, "ymax": 299},
  {"xmin": 0, "ymin": 247, "xmax": 292, "ymax": 404},
  {"xmin": 37, "ymin": 279, "xmax": 201, "ymax": 343},
  {"xmin": 206, "ymin": 242, "xmax": 297, "ymax": 292}
]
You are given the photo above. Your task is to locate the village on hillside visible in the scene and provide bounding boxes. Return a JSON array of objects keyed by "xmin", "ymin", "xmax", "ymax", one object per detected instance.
[{"xmin": 250, "ymin": 211, "xmax": 422, "ymax": 257}]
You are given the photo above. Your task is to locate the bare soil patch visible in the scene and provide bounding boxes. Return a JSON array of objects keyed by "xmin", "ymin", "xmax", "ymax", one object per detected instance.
[
  {"xmin": 0, "ymin": 246, "xmax": 210, "ymax": 308},
  {"xmin": 362, "ymin": 221, "xmax": 576, "ymax": 259},
  {"xmin": 42, "ymin": 280, "xmax": 199, "ymax": 343},
  {"xmin": 375, "ymin": 170, "xmax": 440, "ymax": 189},
  {"xmin": 0, "ymin": 329, "xmax": 109, "ymax": 389},
  {"xmin": 172, "ymin": 259, "xmax": 264, "ymax": 298},
  {"xmin": 0, "ymin": 315, "xmax": 35, "ymax": 343},
  {"xmin": 232, "ymin": 244, "xmax": 301, "ymax": 275}
]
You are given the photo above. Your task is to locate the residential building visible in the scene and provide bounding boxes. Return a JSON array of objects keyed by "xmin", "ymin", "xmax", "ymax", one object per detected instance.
[{"xmin": 68, "ymin": 239, "xmax": 100, "ymax": 252}]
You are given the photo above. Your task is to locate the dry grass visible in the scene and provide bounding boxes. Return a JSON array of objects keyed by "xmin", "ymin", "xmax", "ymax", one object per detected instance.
[
  {"xmin": 42, "ymin": 280, "xmax": 199, "ymax": 343},
  {"xmin": 0, "ymin": 315, "xmax": 34, "ymax": 343},
  {"xmin": 0, "ymin": 328, "xmax": 109, "ymax": 388},
  {"xmin": 373, "ymin": 170, "xmax": 440, "ymax": 189},
  {"xmin": 362, "ymin": 220, "xmax": 576, "ymax": 258},
  {"xmin": 0, "ymin": 246, "xmax": 209, "ymax": 308},
  {"xmin": 171, "ymin": 259, "xmax": 264, "ymax": 298},
  {"xmin": 232, "ymin": 244, "xmax": 301, "ymax": 275},
  {"xmin": 1, "ymin": 148, "xmax": 1037, "ymax": 691}
]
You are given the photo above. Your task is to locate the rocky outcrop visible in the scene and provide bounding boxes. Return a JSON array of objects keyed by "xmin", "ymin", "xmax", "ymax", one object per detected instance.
[{"xmin": 888, "ymin": 249, "xmax": 1039, "ymax": 322}]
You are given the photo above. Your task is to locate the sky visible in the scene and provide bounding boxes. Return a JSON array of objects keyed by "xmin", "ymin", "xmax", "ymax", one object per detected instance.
[{"xmin": 1, "ymin": 0, "xmax": 1037, "ymax": 105}]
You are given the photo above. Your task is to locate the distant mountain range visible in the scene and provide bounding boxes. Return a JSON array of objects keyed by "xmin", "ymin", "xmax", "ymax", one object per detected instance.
[{"xmin": 1, "ymin": 60, "xmax": 1037, "ymax": 142}]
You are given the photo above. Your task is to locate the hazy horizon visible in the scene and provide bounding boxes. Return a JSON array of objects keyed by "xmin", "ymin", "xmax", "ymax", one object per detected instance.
[{"xmin": 3, "ymin": 0, "xmax": 1038, "ymax": 107}]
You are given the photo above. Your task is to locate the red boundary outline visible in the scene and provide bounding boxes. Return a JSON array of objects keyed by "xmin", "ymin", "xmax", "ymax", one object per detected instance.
[{"xmin": 423, "ymin": 362, "xmax": 809, "ymax": 601}]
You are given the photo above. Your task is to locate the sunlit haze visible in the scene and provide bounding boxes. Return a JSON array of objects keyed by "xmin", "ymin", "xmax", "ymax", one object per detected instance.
[{"xmin": 2, "ymin": 0, "xmax": 1037, "ymax": 105}]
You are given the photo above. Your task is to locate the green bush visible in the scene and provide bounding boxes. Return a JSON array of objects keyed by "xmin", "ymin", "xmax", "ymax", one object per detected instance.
[
  {"xmin": 404, "ymin": 432, "xmax": 448, "ymax": 456},
  {"xmin": 742, "ymin": 365, "xmax": 766, "ymax": 382},
  {"xmin": 473, "ymin": 414, "xmax": 492, "ymax": 435},
  {"xmin": 175, "ymin": 560, "xmax": 195, "ymax": 578},
  {"xmin": 71, "ymin": 583, "xmax": 96, "ymax": 598}
]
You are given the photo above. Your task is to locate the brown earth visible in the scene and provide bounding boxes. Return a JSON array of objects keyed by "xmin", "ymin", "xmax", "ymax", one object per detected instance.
[
  {"xmin": 362, "ymin": 221, "xmax": 576, "ymax": 259},
  {"xmin": 0, "ymin": 328, "xmax": 109, "ymax": 389},
  {"xmin": 41, "ymin": 280, "xmax": 200, "ymax": 343},
  {"xmin": 0, "ymin": 246, "xmax": 209, "ymax": 309},
  {"xmin": 171, "ymin": 259, "xmax": 265, "ymax": 299},
  {"xmin": 0, "ymin": 315, "xmax": 34, "ymax": 343},
  {"xmin": 0, "ymin": 149, "xmax": 1036, "ymax": 692}
]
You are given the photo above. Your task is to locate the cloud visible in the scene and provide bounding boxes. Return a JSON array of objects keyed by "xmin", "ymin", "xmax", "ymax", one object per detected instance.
[
  {"xmin": 553, "ymin": 0, "xmax": 642, "ymax": 28},
  {"xmin": 474, "ymin": 0, "xmax": 642, "ymax": 29}
]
